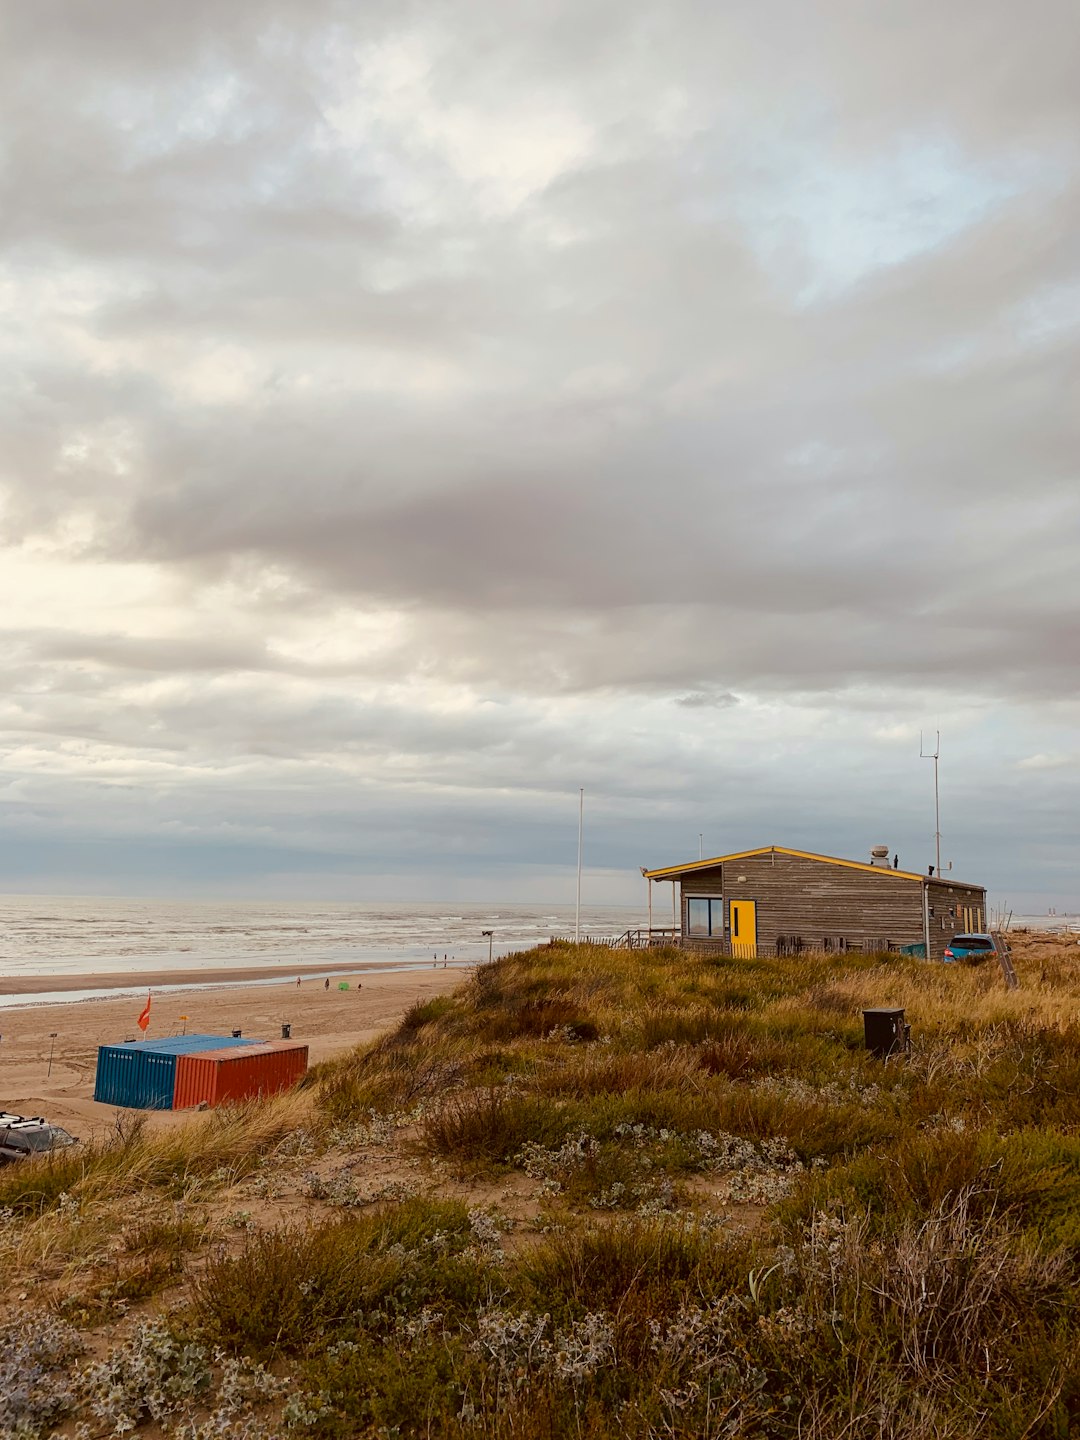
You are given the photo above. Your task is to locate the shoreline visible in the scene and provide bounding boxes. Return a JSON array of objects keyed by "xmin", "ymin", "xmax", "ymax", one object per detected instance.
[{"xmin": 0, "ymin": 956, "xmax": 464, "ymax": 1000}]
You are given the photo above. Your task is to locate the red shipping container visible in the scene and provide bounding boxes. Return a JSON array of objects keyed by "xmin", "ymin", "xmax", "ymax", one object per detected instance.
[{"xmin": 172, "ymin": 1040, "xmax": 309, "ymax": 1109}]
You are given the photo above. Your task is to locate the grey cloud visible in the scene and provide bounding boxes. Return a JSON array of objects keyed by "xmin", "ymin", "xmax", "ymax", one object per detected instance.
[
  {"xmin": 676, "ymin": 692, "xmax": 739, "ymax": 710},
  {"xmin": 21, "ymin": 630, "xmax": 275, "ymax": 675},
  {"xmin": 2, "ymin": 2, "xmax": 1080, "ymax": 900}
]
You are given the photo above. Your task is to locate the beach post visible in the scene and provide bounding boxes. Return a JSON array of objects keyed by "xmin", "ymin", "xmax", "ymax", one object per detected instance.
[
  {"xmin": 47, "ymin": 1032, "xmax": 58, "ymax": 1077},
  {"xmin": 482, "ymin": 929, "xmax": 494, "ymax": 964}
]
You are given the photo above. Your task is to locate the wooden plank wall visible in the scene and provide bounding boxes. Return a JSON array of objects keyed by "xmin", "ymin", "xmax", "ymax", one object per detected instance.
[{"xmin": 678, "ymin": 853, "xmax": 982, "ymax": 958}]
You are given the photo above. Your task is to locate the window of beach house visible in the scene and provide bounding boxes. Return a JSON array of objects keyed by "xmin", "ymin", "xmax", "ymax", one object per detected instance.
[{"xmin": 687, "ymin": 897, "xmax": 723, "ymax": 937}]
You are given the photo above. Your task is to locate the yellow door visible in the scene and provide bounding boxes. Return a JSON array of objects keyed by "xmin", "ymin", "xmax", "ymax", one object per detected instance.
[{"xmin": 730, "ymin": 900, "xmax": 757, "ymax": 958}]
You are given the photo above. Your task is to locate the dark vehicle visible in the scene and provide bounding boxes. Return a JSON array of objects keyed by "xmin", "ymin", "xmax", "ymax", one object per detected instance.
[
  {"xmin": 0, "ymin": 1112, "xmax": 78, "ymax": 1165},
  {"xmin": 943, "ymin": 933, "xmax": 996, "ymax": 964}
]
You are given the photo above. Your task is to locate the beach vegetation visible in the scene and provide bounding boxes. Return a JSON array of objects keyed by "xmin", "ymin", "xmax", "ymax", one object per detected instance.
[
  {"xmin": 0, "ymin": 1091, "xmax": 320, "ymax": 1219},
  {"xmin": 4, "ymin": 931, "xmax": 1080, "ymax": 1437}
]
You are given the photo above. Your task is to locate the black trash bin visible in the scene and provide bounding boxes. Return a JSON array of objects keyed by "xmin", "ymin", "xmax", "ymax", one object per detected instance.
[
  {"xmin": 281, "ymin": 1023, "xmax": 292, "ymax": 1040},
  {"xmin": 862, "ymin": 1007, "xmax": 909, "ymax": 1060}
]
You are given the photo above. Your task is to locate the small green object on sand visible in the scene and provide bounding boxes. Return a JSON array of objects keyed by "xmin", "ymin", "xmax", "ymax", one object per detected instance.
[{"xmin": 338, "ymin": 981, "xmax": 350, "ymax": 991}]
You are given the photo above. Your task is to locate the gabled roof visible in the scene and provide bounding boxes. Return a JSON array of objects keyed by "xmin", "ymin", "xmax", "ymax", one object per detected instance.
[{"xmin": 643, "ymin": 845, "xmax": 928, "ymax": 883}]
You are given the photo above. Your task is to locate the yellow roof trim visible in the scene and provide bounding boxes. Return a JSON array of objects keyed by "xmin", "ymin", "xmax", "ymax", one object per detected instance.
[{"xmin": 643, "ymin": 845, "xmax": 928, "ymax": 883}]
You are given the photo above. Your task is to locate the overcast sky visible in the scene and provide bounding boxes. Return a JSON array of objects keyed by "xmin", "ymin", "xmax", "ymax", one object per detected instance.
[{"xmin": 1, "ymin": 2, "xmax": 1079, "ymax": 909}]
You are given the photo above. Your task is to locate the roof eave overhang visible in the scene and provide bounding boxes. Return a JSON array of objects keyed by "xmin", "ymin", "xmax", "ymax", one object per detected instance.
[{"xmin": 642, "ymin": 844, "xmax": 934, "ymax": 884}]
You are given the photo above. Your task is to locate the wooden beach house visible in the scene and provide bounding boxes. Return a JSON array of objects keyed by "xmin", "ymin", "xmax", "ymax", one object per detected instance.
[{"xmin": 641, "ymin": 845, "xmax": 987, "ymax": 962}]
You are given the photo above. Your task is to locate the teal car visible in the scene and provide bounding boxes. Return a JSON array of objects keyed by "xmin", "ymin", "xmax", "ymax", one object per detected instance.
[{"xmin": 943, "ymin": 932, "xmax": 996, "ymax": 963}]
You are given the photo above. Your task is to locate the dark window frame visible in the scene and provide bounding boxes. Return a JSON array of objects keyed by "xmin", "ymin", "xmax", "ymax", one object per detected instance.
[{"xmin": 686, "ymin": 895, "xmax": 724, "ymax": 938}]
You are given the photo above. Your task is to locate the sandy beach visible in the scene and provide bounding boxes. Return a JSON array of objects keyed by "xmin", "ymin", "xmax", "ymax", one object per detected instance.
[
  {"xmin": 0, "ymin": 966, "xmax": 469, "ymax": 1140},
  {"xmin": 0, "ymin": 958, "xmax": 435, "ymax": 996}
]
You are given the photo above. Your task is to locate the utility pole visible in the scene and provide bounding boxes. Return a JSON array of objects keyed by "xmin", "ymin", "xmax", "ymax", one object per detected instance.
[
  {"xmin": 698, "ymin": 833, "xmax": 703, "ymax": 860},
  {"xmin": 575, "ymin": 787, "xmax": 584, "ymax": 943},
  {"xmin": 920, "ymin": 730, "xmax": 941, "ymax": 876}
]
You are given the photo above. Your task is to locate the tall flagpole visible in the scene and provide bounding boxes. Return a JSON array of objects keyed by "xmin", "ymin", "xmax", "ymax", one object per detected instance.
[{"xmin": 575, "ymin": 787, "xmax": 584, "ymax": 943}]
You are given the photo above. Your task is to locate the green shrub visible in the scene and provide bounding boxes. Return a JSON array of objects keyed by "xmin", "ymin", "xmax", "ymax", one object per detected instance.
[
  {"xmin": 297, "ymin": 1331, "xmax": 467, "ymax": 1439},
  {"xmin": 477, "ymin": 997, "xmax": 599, "ymax": 1043},
  {"xmin": 511, "ymin": 1219, "xmax": 754, "ymax": 1353},
  {"xmin": 779, "ymin": 1126, "xmax": 1080, "ymax": 1252},
  {"xmin": 192, "ymin": 1198, "xmax": 493, "ymax": 1358},
  {"xmin": 318, "ymin": 1037, "xmax": 468, "ymax": 1118},
  {"xmin": 421, "ymin": 1088, "xmax": 569, "ymax": 1166},
  {"xmin": 398, "ymin": 993, "xmax": 457, "ymax": 1032}
]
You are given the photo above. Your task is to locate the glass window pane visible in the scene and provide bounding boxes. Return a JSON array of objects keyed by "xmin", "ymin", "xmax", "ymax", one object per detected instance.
[
  {"xmin": 708, "ymin": 899, "xmax": 725, "ymax": 936},
  {"xmin": 687, "ymin": 898, "xmax": 709, "ymax": 937}
]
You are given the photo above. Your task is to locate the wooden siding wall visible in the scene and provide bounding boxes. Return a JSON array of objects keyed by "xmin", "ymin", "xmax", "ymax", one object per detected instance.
[{"xmin": 679, "ymin": 853, "xmax": 984, "ymax": 958}]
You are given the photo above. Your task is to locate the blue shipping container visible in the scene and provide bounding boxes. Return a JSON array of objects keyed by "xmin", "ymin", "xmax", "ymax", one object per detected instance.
[{"xmin": 93, "ymin": 1035, "xmax": 260, "ymax": 1109}]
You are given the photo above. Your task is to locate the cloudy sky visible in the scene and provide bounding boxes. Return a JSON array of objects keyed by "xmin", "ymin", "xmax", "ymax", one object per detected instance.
[{"xmin": 1, "ymin": 2, "xmax": 1078, "ymax": 908}]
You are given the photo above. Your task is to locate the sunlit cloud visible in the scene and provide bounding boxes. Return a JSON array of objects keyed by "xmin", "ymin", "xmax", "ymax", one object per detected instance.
[{"xmin": 1, "ymin": 1, "xmax": 1079, "ymax": 905}]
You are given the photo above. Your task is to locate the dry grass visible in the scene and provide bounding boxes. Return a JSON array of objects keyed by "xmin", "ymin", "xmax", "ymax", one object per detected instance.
[
  {"xmin": 0, "ymin": 1089, "xmax": 324, "ymax": 1312},
  {"xmin": 0, "ymin": 1089, "xmax": 320, "ymax": 1219},
  {"xmin": 8, "ymin": 933, "xmax": 1080, "ymax": 1440}
]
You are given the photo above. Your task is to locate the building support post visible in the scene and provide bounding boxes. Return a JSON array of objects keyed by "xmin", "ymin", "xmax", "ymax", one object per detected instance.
[
  {"xmin": 672, "ymin": 880, "xmax": 678, "ymax": 936},
  {"xmin": 922, "ymin": 881, "xmax": 931, "ymax": 962},
  {"xmin": 647, "ymin": 877, "xmax": 653, "ymax": 936}
]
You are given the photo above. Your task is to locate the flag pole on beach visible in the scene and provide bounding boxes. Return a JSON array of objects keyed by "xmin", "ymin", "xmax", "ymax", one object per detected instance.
[{"xmin": 575, "ymin": 787, "xmax": 584, "ymax": 943}]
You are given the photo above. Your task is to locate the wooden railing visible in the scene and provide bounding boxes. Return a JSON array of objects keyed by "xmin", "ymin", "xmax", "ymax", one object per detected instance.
[
  {"xmin": 613, "ymin": 927, "xmax": 680, "ymax": 949},
  {"xmin": 554, "ymin": 929, "xmax": 681, "ymax": 949}
]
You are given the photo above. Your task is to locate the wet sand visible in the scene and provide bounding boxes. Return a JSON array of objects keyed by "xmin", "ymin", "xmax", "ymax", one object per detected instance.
[
  {"xmin": 0, "ymin": 967, "xmax": 469, "ymax": 1140},
  {"xmin": 1, "ymin": 958, "xmax": 424, "ymax": 996}
]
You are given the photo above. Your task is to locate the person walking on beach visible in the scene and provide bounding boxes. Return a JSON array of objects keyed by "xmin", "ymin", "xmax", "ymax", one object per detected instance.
[
  {"xmin": 296, "ymin": 977, "xmax": 301, "ymax": 988},
  {"xmin": 324, "ymin": 977, "xmax": 330, "ymax": 991}
]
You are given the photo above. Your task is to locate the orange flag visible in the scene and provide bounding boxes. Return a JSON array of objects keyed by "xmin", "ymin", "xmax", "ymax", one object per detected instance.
[{"xmin": 136, "ymin": 991, "xmax": 152, "ymax": 1033}]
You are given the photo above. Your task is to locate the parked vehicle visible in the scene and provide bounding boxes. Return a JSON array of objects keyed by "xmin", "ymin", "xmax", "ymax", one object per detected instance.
[
  {"xmin": 0, "ymin": 1112, "xmax": 78, "ymax": 1165},
  {"xmin": 943, "ymin": 932, "xmax": 996, "ymax": 964}
]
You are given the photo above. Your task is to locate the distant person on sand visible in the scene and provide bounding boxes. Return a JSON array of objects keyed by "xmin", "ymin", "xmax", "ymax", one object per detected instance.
[
  {"xmin": 324, "ymin": 977, "xmax": 330, "ymax": 991},
  {"xmin": 296, "ymin": 977, "xmax": 301, "ymax": 988}
]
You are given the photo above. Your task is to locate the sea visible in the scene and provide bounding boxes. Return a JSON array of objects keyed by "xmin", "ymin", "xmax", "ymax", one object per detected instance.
[
  {"xmin": 1, "ymin": 896, "xmax": 1071, "ymax": 1011},
  {"xmin": 0, "ymin": 896, "xmax": 644, "ymax": 1009}
]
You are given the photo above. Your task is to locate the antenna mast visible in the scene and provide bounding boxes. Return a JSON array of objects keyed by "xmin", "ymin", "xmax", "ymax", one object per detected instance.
[{"xmin": 920, "ymin": 730, "xmax": 941, "ymax": 876}]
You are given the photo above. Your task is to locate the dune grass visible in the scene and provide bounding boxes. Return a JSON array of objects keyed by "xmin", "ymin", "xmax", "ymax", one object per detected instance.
[
  {"xmin": 8, "ymin": 933, "xmax": 1080, "ymax": 1439},
  {"xmin": 0, "ymin": 1091, "xmax": 320, "ymax": 1220},
  {"xmin": 265, "ymin": 936, "xmax": 1080, "ymax": 1436},
  {"xmin": 0, "ymin": 1090, "xmax": 325, "ymax": 1320}
]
